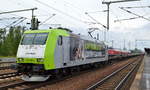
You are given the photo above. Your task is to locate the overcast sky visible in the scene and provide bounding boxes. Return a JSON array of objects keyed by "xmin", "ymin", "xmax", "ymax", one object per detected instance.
[{"xmin": 0, "ymin": 0, "xmax": 150, "ymax": 50}]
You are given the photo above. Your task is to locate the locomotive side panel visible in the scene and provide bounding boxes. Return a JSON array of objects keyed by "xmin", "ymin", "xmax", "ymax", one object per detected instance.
[
  {"xmin": 54, "ymin": 36, "xmax": 70, "ymax": 68},
  {"xmin": 67, "ymin": 37, "xmax": 107, "ymax": 66},
  {"xmin": 54, "ymin": 35, "xmax": 108, "ymax": 68}
]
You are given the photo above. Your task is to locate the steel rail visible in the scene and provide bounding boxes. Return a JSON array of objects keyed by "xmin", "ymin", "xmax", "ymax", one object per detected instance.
[
  {"xmin": 115, "ymin": 60, "xmax": 141, "ymax": 90},
  {"xmin": 0, "ymin": 81, "xmax": 27, "ymax": 90},
  {"xmin": 0, "ymin": 66, "xmax": 14, "ymax": 70},
  {"xmin": 86, "ymin": 59, "xmax": 138, "ymax": 90},
  {"xmin": 0, "ymin": 72, "xmax": 21, "ymax": 79},
  {"xmin": 0, "ymin": 61, "xmax": 16, "ymax": 64}
]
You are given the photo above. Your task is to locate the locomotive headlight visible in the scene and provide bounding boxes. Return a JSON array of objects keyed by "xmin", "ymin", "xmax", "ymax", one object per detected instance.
[
  {"xmin": 37, "ymin": 58, "xmax": 44, "ymax": 62},
  {"xmin": 18, "ymin": 58, "xmax": 24, "ymax": 62}
]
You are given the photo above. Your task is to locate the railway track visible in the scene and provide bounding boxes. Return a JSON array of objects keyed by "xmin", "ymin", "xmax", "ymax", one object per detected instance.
[
  {"xmin": 0, "ymin": 75, "xmax": 73, "ymax": 90},
  {"xmin": 0, "ymin": 60, "xmax": 110, "ymax": 90},
  {"xmin": 0, "ymin": 72, "xmax": 21, "ymax": 79},
  {"xmin": 86, "ymin": 56, "xmax": 142, "ymax": 90},
  {"xmin": 0, "ymin": 56, "xmax": 143, "ymax": 90},
  {"xmin": 0, "ymin": 69, "xmax": 16, "ymax": 73},
  {"xmin": 0, "ymin": 66, "xmax": 100, "ymax": 90},
  {"xmin": 0, "ymin": 71, "xmax": 21, "ymax": 86},
  {"xmin": 32, "ymin": 56, "xmax": 143, "ymax": 90},
  {"xmin": 0, "ymin": 61, "xmax": 16, "ymax": 70}
]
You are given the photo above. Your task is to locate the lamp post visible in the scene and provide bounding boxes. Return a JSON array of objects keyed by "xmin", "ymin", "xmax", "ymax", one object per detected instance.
[
  {"xmin": 102, "ymin": 0, "xmax": 140, "ymax": 31},
  {"xmin": 0, "ymin": 8, "xmax": 38, "ymax": 30},
  {"xmin": 102, "ymin": 0, "xmax": 140, "ymax": 41}
]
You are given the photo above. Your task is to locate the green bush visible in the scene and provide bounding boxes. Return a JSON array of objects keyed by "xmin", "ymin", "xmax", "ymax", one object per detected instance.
[{"xmin": 0, "ymin": 26, "xmax": 25, "ymax": 56}]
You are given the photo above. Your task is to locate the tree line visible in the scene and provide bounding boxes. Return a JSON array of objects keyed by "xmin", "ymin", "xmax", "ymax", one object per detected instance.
[{"xmin": 0, "ymin": 26, "xmax": 25, "ymax": 56}]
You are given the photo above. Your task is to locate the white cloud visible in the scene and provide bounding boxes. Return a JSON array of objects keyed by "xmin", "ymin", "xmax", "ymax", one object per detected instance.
[{"xmin": 0, "ymin": 0, "xmax": 149, "ymax": 50}]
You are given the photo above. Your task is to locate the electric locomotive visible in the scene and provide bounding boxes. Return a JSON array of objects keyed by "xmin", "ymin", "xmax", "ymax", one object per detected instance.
[{"xmin": 16, "ymin": 29, "xmax": 108, "ymax": 81}]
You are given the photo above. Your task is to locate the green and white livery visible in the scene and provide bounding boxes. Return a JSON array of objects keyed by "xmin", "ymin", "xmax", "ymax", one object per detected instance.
[{"xmin": 17, "ymin": 29, "xmax": 108, "ymax": 81}]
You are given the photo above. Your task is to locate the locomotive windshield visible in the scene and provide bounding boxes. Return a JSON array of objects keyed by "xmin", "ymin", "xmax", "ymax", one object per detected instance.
[{"xmin": 21, "ymin": 33, "xmax": 48, "ymax": 45}]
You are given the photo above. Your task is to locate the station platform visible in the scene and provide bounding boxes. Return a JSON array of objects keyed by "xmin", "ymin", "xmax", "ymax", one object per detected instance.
[{"xmin": 130, "ymin": 55, "xmax": 150, "ymax": 90}]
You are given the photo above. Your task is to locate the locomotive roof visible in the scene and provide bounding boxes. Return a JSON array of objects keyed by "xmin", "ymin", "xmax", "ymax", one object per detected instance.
[
  {"xmin": 69, "ymin": 32, "xmax": 105, "ymax": 44},
  {"xmin": 24, "ymin": 29, "xmax": 60, "ymax": 33},
  {"xmin": 24, "ymin": 29, "xmax": 105, "ymax": 44}
]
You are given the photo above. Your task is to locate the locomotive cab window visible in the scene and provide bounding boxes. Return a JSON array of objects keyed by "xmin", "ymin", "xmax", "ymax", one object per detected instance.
[
  {"xmin": 21, "ymin": 33, "xmax": 48, "ymax": 45},
  {"xmin": 58, "ymin": 36, "xmax": 63, "ymax": 45}
]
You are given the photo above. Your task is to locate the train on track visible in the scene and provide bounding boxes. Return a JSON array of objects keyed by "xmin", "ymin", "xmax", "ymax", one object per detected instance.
[
  {"xmin": 16, "ymin": 28, "xmax": 141, "ymax": 81},
  {"xmin": 108, "ymin": 48, "xmax": 131, "ymax": 59}
]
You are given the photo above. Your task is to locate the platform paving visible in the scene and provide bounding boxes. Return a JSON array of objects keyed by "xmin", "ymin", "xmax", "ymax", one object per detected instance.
[
  {"xmin": 140, "ymin": 55, "xmax": 150, "ymax": 90},
  {"xmin": 131, "ymin": 55, "xmax": 150, "ymax": 90},
  {"xmin": 130, "ymin": 55, "xmax": 144, "ymax": 90}
]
